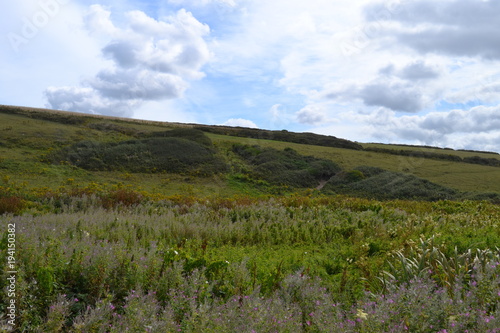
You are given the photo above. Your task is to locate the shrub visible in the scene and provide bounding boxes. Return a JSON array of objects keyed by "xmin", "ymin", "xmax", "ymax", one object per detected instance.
[
  {"xmin": 463, "ymin": 156, "xmax": 500, "ymax": 167},
  {"xmin": 87, "ymin": 122, "xmax": 142, "ymax": 136},
  {"xmin": 0, "ymin": 195, "xmax": 25, "ymax": 215},
  {"xmin": 147, "ymin": 128, "xmax": 213, "ymax": 147},
  {"xmin": 324, "ymin": 170, "xmax": 458, "ymax": 201},
  {"xmin": 197, "ymin": 126, "xmax": 364, "ymax": 150},
  {"xmin": 101, "ymin": 189, "xmax": 144, "ymax": 209},
  {"xmin": 47, "ymin": 137, "xmax": 227, "ymax": 176},
  {"xmin": 232, "ymin": 144, "xmax": 341, "ymax": 188}
]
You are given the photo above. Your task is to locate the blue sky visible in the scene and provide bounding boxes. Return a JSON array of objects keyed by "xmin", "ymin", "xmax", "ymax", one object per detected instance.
[{"xmin": 2, "ymin": 0, "xmax": 500, "ymax": 152}]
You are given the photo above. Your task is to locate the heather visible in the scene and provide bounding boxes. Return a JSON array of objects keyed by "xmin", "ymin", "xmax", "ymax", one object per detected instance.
[{"xmin": 0, "ymin": 195, "xmax": 499, "ymax": 332}]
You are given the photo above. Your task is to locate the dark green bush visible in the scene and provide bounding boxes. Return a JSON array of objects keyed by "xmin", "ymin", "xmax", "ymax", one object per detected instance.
[
  {"xmin": 87, "ymin": 122, "xmax": 142, "ymax": 136},
  {"xmin": 463, "ymin": 156, "xmax": 500, "ymax": 167},
  {"xmin": 364, "ymin": 147, "xmax": 500, "ymax": 168},
  {"xmin": 147, "ymin": 128, "xmax": 213, "ymax": 147},
  {"xmin": 48, "ymin": 137, "xmax": 227, "ymax": 175},
  {"xmin": 196, "ymin": 126, "xmax": 364, "ymax": 150},
  {"xmin": 232, "ymin": 144, "xmax": 341, "ymax": 188},
  {"xmin": 324, "ymin": 170, "xmax": 458, "ymax": 201},
  {"xmin": 353, "ymin": 166, "xmax": 385, "ymax": 178}
]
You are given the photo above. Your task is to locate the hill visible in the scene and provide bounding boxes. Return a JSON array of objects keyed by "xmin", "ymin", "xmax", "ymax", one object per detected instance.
[
  {"xmin": 1, "ymin": 104, "xmax": 500, "ymax": 207},
  {"xmin": 1, "ymin": 105, "xmax": 500, "ymax": 331}
]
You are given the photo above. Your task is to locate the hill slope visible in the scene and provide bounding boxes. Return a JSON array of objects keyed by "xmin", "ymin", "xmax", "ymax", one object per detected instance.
[{"xmin": 1, "ymin": 104, "xmax": 499, "ymax": 202}]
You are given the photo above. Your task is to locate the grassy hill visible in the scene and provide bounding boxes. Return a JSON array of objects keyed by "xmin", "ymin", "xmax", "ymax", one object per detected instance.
[
  {"xmin": 2, "ymin": 105, "xmax": 500, "ymax": 331},
  {"xmin": 1, "ymin": 104, "xmax": 500, "ymax": 206}
]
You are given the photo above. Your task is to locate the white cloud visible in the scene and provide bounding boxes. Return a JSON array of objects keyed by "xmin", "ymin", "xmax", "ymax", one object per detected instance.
[
  {"xmin": 0, "ymin": 0, "xmax": 108, "ymax": 107},
  {"xmin": 167, "ymin": 0, "xmax": 237, "ymax": 7},
  {"xmin": 45, "ymin": 6, "xmax": 210, "ymax": 117},
  {"xmin": 3, "ymin": 0, "xmax": 500, "ymax": 153},
  {"xmin": 360, "ymin": 105, "xmax": 500, "ymax": 151},
  {"xmin": 295, "ymin": 105, "xmax": 330, "ymax": 125},
  {"xmin": 45, "ymin": 86, "xmax": 138, "ymax": 117},
  {"xmin": 89, "ymin": 69, "xmax": 188, "ymax": 100},
  {"xmin": 84, "ymin": 4, "xmax": 118, "ymax": 35},
  {"xmin": 365, "ymin": 0, "xmax": 500, "ymax": 60},
  {"xmin": 222, "ymin": 118, "xmax": 258, "ymax": 128}
]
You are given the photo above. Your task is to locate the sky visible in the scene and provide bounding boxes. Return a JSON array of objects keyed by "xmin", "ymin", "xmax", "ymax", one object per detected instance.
[{"xmin": 1, "ymin": 0, "xmax": 500, "ymax": 152}]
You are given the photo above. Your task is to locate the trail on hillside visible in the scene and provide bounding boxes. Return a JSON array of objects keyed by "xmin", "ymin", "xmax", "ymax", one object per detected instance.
[{"xmin": 316, "ymin": 180, "xmax": 328, "ymax": 190}]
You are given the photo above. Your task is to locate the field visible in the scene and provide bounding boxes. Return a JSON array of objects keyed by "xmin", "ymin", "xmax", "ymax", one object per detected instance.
[
  {"xmin": 1, "ymin": 196, "xmax": 500, "ymax": 332},
  {"xmin": 0, "ymin": 105, "xmax": 499, "ymax": 332}
]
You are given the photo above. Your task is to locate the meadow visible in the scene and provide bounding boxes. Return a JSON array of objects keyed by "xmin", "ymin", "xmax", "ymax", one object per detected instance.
[
  {"xmin": 0, "ymin": 193, "xmax": 499, "ymax": 332},
  {"xmin": 1, "ymin": 105, "xmax": 500, "ymax": 332},
  {"xmin": 2, "ymin": 105, "xmax": 500, "ymax": 196}
]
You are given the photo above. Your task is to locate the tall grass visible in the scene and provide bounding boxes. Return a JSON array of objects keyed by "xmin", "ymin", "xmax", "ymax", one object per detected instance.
[{"xmin": 0, "ymin": 197, "xmax": 499, "ymax": 331}]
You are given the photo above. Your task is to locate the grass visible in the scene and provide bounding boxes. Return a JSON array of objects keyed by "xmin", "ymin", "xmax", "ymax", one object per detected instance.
[
  {"xmin": 0, "ymin": 196, "xmax": 499, "ymax": 331},
  {"xmin": 209, "ymin": 134, "xmax": 500, "ymax": 193},
  {"xmin": 1, "ymin": 106, "xmax": 499, "ymax": 331},
  {"xmin": 363, "ymin": 142, "xmax": 500, "ymax": 160},
  {"xmin": 2, "ymin": 106, "xmax": 500, "ymax": 195}
]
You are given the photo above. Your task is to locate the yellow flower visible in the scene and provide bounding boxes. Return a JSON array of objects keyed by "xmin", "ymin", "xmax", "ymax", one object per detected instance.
[{"xmin": 356, "ymin": 309, "xmax": 368, "ymax": 320}]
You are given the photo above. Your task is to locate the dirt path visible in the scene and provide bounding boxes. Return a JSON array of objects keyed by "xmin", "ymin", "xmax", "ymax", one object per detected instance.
[{"xmin": 316, "ymin": 180, "xmax": 328, "ymax": 190}]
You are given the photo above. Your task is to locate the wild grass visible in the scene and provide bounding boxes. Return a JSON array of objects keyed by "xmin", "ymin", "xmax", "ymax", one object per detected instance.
[
  {"xmin": 0, "ymin": 196, "xmax": 499, "ymax": 331},
  {"xmin": 363, "ymin": 142, "xmax": 500, "ymax": 160},
  {"xmin": 2, "ymin": 107, "xmax": 500, "ymax": 195},
  {"xmin": 208, "ymin": 133, "xmax": 500, "ymax": 193}
]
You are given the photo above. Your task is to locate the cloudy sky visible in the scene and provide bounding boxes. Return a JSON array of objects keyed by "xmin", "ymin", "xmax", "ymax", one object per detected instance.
[{"xmin": 2, "ymin": 0, "xmax": 500, "ymax": 152}]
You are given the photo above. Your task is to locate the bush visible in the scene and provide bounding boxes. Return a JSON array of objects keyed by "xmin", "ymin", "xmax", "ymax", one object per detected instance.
[
  {"xmin": 353, "ymin": 166, "xmax": 385, "ymax": 178},
  {"xmin": 47, "ymin": 137, "xmax": 227, "ymax": 176},
  {"xmin": 324, "ymin": 170, "xmax": 458, "ymax": 201},
  {"xmin": 232, "ymin": 144, "xmax": 341, "ymax": 188},
  {"xmin": 463, "ymin": 156, "xmax": 500, "ymax": 167},
  {"xmin": 0, "ymin": 195, "xmax": 25, "ymax": 215},
  {"xmin": 101, "ymin": 189, "xmax": 144, "ymax": 209},
  {"xmin": 196, "ymin": 125, "xmax": 364, "ymax": 150},
  {"xmin": 147, "ymin": 128, "xmax": 213, "ymax": 147},
  {"xmin": 87, "ymin": 122, "xmax": 142, "ymax": 137}
]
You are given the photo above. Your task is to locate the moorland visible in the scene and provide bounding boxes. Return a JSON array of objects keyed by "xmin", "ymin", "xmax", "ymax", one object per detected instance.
[{"xmin": 0, "ymin": 105, "xmax": 499, "ymax": 332}]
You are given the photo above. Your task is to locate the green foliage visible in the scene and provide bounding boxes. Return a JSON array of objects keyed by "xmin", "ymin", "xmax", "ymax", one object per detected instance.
[
  {"xmin": 232, "ymin": 144, "xmax": 341, "ymax": 188},
  {"xmin": 2, "ymin": 106, "xmax": 500, "ymax": 197},
  {"xmin": 86, "ymin": 122, "xmax": 143, "ymax": 137},
  {"xmin": 464, "ymin": 155, "xmax": 500, "ymax": 167},
  {"xmin": 197, "ymin": 125, "xmax": 364, "ymax": 150},
  {"xmin": 365, "ymin": 146, "xmax": 500, "ymax": 168},
  {"xmin": 147, "ymin": 128, "xmax": 214, "ymax": 147},
  {"xmin": 0, "ymin": 105, "xmax": 87, "ymax": 125},
  {"xmin": 325, "ymin": 169, "xmax": 458, "ymax": 201},
  {"xmin": 47, "ymin": 137, "xmax": 227, "ymax": 175},
  {"xmin": 1, "ymin": 197, "xmax": 499, "ymax": 330}
]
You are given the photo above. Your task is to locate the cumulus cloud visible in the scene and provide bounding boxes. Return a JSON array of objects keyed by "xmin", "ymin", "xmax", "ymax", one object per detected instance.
[
  {"xmin": 398, "ymin": 61, "xmax": 440, "ymax": 81},
  {"xmin": 295, "ymin": 105, "xmax": 330, "ymax": 125},
  {"xmin": 359, "ymin": 81, "xmax": 424, "ymax": 113},
  {"xmin": 84, "ymin": 4, "xmax": 118, "ymax": 35},
  {"xmin": 89, "ymin": 69, "xmax": 188, "ymax": 100},
  {"xmin": 45, "ymin": 86, "xmax": 138, "ymax": 117},
  {"xmin": 364, "ymin": 105, "xmax": 500, "ymax": 151},
  {"xmin": 45, "ymin": 6, "xmax": 210, "ymax": 117},
  {"xmin": 222, "ymin": 118, "xmax": 258, "ymax": 128},
  {"xmin": 365, "ymin": 0, "xmax": 500, "ymax": 60},
  {"xmin": 324, "ymin": 60, "xmax": 441, "ymax": 113},
  {"xmin": 325, "ymin": 77, "xmax": 426, "ymax": 113}
]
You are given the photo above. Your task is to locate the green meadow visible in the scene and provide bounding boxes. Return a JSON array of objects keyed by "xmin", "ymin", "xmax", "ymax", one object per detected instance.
[{"xmin": 0, "ymin": 105, "xmax": 499, "ymax": 332}]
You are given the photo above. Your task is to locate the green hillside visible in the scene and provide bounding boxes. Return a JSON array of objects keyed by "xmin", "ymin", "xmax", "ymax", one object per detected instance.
[
  {"xmin": 1, "ymin": 104, "xmax": 500, "ymax": 205},
  {"xmin": 1, "ymin": 105, "xmax": 500, "ymax": 331}
]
